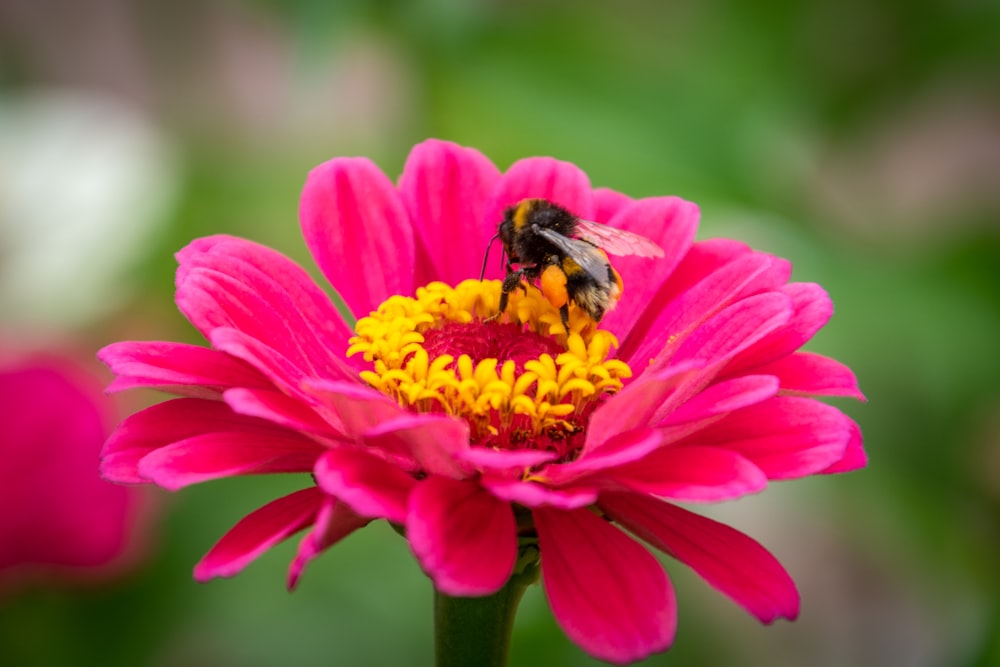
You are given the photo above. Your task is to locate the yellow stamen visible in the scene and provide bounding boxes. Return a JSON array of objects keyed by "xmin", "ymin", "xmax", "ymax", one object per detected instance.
[{"xmin": 348, "ymin": 279, "xmax": 632, "ymax": 454}]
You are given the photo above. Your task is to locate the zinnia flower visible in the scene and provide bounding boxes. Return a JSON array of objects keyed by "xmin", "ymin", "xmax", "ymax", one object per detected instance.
[
  {"xmin": 100, "ymin": 139, "xmax": 865, "ymax": 664},
  {"xmin": 1, "ymin": 351, "xmax": 144, "ymax": 588}
]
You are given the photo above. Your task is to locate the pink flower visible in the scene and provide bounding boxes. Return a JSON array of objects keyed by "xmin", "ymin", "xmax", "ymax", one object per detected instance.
[
  {"xmin": 1, "ymin": 352, "xmax": 144, "ymax": 590},
  {"xmin": 100, "ymin": 139, "xmax": 865, "ymax": 664}
]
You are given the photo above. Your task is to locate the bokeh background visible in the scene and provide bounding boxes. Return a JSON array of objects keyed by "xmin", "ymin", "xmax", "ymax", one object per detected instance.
[{"xmin": 2, "ymin": 1, "xmax": 998, "ymax": 665}]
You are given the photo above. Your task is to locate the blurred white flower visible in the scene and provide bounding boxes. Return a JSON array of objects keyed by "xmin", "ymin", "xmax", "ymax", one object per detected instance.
[{"xmin": 0, "ymin": 89, "xmax": 177, "ymax": 330}]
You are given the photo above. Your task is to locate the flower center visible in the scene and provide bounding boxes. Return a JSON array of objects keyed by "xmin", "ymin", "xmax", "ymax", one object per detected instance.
[{"xmin": 348, "ymin": 280, "xmax": 632, "ymax": 460}]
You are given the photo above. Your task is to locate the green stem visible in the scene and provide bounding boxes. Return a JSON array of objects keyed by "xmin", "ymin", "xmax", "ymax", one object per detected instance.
[{"xmin": 433, "ymin": 556, "xmax": 538, "ymax": 667}]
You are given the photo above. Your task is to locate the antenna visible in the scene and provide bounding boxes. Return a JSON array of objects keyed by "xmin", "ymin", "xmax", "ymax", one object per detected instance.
[{"xmin": 479, "ymin": 232, "xmax": 500, "ymax": 280}]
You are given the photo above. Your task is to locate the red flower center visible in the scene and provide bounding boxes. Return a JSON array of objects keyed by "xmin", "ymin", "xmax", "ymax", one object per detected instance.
[{"xmin": 421, "ymin": 320, "xmax": 564, "ymax": 371}]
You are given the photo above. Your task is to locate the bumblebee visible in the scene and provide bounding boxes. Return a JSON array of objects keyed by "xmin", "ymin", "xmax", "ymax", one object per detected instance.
[{"xmin": 484, "ymin": 198, "xmax": 664, "ymax": 327}]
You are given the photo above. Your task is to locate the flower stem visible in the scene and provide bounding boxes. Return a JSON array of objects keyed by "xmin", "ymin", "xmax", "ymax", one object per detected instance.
[{"xmin": 433, "ymin": 555, "xmax": 538, "ymax": 667}]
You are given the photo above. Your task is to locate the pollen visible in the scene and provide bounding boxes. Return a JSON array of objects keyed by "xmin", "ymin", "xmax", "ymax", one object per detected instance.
[{"xmin": 348, "ymin": 279, "xmax": 632, "ymax": 459}]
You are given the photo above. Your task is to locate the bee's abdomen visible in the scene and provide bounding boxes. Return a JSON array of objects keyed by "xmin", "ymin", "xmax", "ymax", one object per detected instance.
[{"xmin": 563, "ymin": 256, "xmax": 614, "ymax": 323}]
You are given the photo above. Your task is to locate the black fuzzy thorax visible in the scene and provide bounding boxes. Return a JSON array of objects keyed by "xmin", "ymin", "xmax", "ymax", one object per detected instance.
[{"xmin": 501, "ymin": 199, "xmax": 579, "ymax": 269}]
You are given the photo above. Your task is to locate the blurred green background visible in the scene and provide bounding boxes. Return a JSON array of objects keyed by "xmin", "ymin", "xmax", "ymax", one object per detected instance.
[{"xmin": 1, "ymin": 0, "xmax": 999, "ymax": 665}]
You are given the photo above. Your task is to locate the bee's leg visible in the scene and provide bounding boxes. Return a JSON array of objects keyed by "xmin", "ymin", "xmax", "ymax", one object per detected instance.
[
  {"xmin": 499, "ymin": 270, "xmax": 524, "ymax": 310},
  {"xmin": 505, "ymin": 261, "xmax": 529, "ymax": 295},
  {"xmin": 488, "ymin": 270, "xmax": 524, "ymax": 322},
  {"xmin": 559, "ymin": 304, "xmax": 570, "ymax": 330}
]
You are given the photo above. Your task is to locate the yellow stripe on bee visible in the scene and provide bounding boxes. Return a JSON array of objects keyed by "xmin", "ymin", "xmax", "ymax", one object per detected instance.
[{"xmin": 513, "ymin": 201, "xmax": 531, "ymax": 230}]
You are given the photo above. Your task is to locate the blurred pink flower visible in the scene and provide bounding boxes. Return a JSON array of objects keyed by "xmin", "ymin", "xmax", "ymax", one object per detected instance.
[
  {"xmin": 0, "ymin": 352, "xmax": 144, "ymax": 589},
  {"xmin": 101, "ymin": 139, "xmax": 865, "ymax": 664}
]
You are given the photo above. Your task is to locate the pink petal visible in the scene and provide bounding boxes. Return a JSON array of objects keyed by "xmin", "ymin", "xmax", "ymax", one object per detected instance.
[
  {"xmin": 1, "ymin": 360, "xmax": 134, "ymax": 571},
  {"xmin": 483, "ymin": 157, "xmax": 594, "ymax": 228},
  {"xmin": 601, "ymin": 493, "xmax": 799, "ymax": 623},
  {"xmin": 481, "ymin": 477, "xmax": 597, "ymax": 509},
  {"xmin": 620, "ymin": 251, "xmax": 787, "ymax": 369},
  {"xmin": 458, "ymin": 447, "xmax": 558, "ymax": 471},
  {"xmin": 397, "ymin": 139, "xmax": 501, "ymax": 284},
  {"xmin": 584, "ymin": 363, "xmax": 702, "ymax": 451},
  {"xmin": 223, "ymin": 387, "xmax": 341, "ymax": 435},
  {"xmin": 756, "ymin": 351, "xmax": 866, "ymax": 400},
  {"xmin": 605, "ymin": 445, "xmax": 768, "ymax": 502},
  {"xmin": 361, "ymin": 414, "xmax": 472, "ymax": 478},
  {"xmin": 669, "ymin": 292, "xmax": 794, "ymax": 371},
  {"xmin": 193, "ymin": 487, "xmax": 324, "ymax": 582},
  {"xmin": 407, "ymin": 477, "xmax": 517, "ymax": 596},
  {"xmin": 302, "ymin": 378, "xmax": 408, "ymax": 436},
  {"xmin": 300, "ymin": 157, "xmax": 415, "ymax": 316},
  {"xmin": 591, "ymin": 187, "xmax": 633, "ymax": 223},
  {"xmin": 314, "ymin": 447, "xmax": 417, "ymax": 523},
  {"xmin": 287, "ymin": 497, "xmax": 370, "ymax": 590},
  {"xmin": 101, "ymin": 398, "xmax": 271, "ymax": 484},
  {"xmin": 208, "ymin": 327, "xmax": 317, "ymax": 402},
  {"xmin": 616, "ymin": 238, "xmax": 750, "ymax": 361},
  {"xmin": 175, "ymin": 235, "xmax": 358, "ymax": 379},
  {"xmin": 534, "ymin": 507, "xmax": 676, "ymax": 664},
  {"xmin": 722, "ymin": 283, "xmax": 833, "ymax": 375},
  {"xmin": 662, "ymin": 374, "xmax": 780, "ymax": 426},
  {"xmin": 99, "ymin": 340, "xmax": 271, "ymax": 398},
  {"xmin": 137, "ymin": 430, "xmax": 323, "ymax": 490},
  {"xmin": 682, "ymin": 396, "xmax": 852, "ymax": 479},
  {"xmin": 551, "ymin": 429, "xmax": 666, "ymax": 484},
  {"xmin": 590, "ymin": 295, "xmax": 792, "ymax": 439},
  {"xmin": 651, "ymin": 237, "xmax": 754, "ymax": 298},
  {"xmin": 821, "ymin": 418, "xmax": 867, "ymax": 474},
  {"xmin": 601, "ymin": 196, "xmax": 700, "ymax": 341}
]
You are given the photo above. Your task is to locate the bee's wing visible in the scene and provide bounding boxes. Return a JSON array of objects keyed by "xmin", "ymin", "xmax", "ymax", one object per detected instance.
[
  {"xmin": 574, "ymin": 219, "xmax": 664, "ymax": 258},
  {"xmin": 535, "ymin": 227, "xmax": 615, "ymax": 284}
]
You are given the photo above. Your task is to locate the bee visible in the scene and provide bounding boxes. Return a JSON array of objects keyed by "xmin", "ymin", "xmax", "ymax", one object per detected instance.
[{"xmin": 482, "ymin": 198, "xmax": 664, "ymax": 327}]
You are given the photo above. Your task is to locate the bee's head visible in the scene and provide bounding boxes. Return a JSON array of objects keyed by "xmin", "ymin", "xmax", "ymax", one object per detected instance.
[
  {"xmin": 498, "ymin": 203, "xmax": 519, "ymax": 250},
  {"xmin": 481, "ymin": 209, "xmax": 512, "ymax": 280},
  {"xmin": 500, "ymin": 198, "xmax": 542, "ymax": 246}
]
